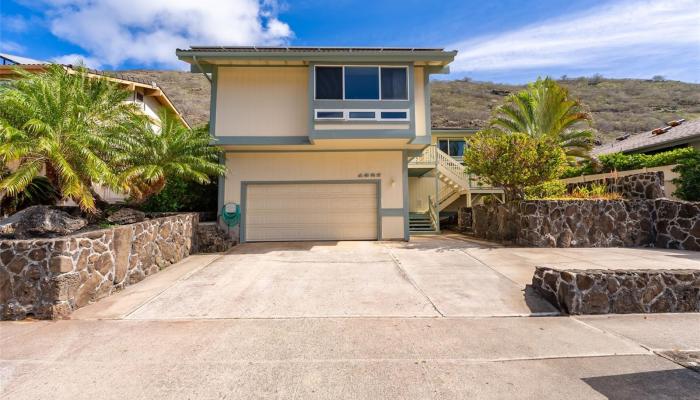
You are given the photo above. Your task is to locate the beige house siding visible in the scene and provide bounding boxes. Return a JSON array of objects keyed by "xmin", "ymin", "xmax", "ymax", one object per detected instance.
[
  {"xmin": 414, "ymin": 66, "xmax": 427, "ymax": 137},
  {"xmin": 224, "ymin": 151, "xmax": 405, "ymax": 240},
  {"xmin": 215, "ymin": 67, "xmax": 308, "ymax": 137},
  {"xmin": 408, "ymin": 176, "xmax": 435, "ymax": 212}
]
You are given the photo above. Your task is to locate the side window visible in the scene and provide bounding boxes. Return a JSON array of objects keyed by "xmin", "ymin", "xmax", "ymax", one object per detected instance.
[
  {"xmin": 380, "ymin": 67, "xmax": 407, "ymax": 100},
  {"xmin": 315, "ymin": 67, "xmax": 343, "ymax": 99},
  {"xmin": 438, "ymin": 139, "xmax": 449, "ymax": 154}
]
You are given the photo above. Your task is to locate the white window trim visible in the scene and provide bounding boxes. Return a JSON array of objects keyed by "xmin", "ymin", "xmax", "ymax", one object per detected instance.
[
  {"xmin": 314, "ymin": 109, "xmax": 409, "ymax": 122},
  {"xmin": 313, "ymin": 65, "xmax": 409, "ymax": 101}
]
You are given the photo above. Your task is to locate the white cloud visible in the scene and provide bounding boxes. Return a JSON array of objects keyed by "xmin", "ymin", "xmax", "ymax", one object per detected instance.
[
  {"xmin": 2, "ymin": 15, "xmax": 30, "ymax": 33},
  {"xmin": 35, "ymin": 0, "xmax": 293, "ymax": 69},
  {"xmin": 448, "ymin": 0, "xmax": 700, "ymax": 76},
  {"xmin": 0, "ymin": 41, "xmax": 26, "ymax": 53},
  {"xmin": 52, "ymin": 53, "xmax": 104, "ymax": 69}
]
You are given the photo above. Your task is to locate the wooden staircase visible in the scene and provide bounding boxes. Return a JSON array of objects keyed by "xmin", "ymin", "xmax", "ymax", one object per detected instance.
[{"xmin": 409, "ymin": 212, "xmax": 436, "ymax": 233}]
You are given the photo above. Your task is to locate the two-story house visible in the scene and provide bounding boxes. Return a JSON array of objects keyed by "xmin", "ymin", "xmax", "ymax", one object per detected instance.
[{"xmin": 177, "ymin": 46, "xmax": 459, "ymax": 242}]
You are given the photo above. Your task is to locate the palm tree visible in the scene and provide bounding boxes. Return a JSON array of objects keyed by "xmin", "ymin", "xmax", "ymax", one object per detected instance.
[
  {"xmin": 112, "ymin": 110, "xmax": 226, "ymax": 205},
  {"xmin": 0, "ymin": 65, "xmax": 139, "ymax": 212},
  {"xmin": 489, "ymin": 77, "xmax": 594, "ymax": 159}
]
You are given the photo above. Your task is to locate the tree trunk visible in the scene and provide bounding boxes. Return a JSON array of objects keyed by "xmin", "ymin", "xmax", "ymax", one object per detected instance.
[
  {"xmin": 44, "ymin": 163, "xmax": 61, "ymax": 195},
  {"xmin": 126, "ymin": 177, "xmax": 167, "ymax": 206}
]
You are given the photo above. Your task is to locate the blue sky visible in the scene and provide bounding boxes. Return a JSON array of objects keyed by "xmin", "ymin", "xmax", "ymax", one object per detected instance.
[{"xmin": 1, "ymin": 0, "xmax": 699, "ymax": 83}]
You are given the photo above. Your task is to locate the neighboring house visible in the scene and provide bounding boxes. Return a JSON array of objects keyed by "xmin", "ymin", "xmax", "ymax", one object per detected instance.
[
  {"xmin": 593, "ymin": 118, "xmax": 700, "ymax": 156},
  {"xmin": 0, "ymin": 56, "xmax": 189, "ymax": 203},
  {"xmin": 407, "ymin": 128, "xmax": 503, "ymax": 232}
]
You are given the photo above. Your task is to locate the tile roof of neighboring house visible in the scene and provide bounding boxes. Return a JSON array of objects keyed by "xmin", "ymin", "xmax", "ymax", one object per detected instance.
[
  {"xmin": 0, "ymin": 62, "xmax": 188, "ymax": 127},
  {"xmin": 0, "ymin": 53, "xmax": 48, "ymax": 65},
  {"xmin": 592, "ymin": 119, "xmax": 700, "ymax": 155}
]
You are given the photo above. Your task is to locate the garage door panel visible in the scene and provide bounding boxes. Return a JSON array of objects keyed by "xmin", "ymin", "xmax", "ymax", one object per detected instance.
[{"xmin": 245, "ymin": 182, "xmax": 378, "ymax": 241}]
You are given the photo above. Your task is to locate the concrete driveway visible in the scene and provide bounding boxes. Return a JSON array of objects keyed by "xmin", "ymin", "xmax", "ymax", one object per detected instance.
[
  {"xmin": 74, "ymin": 235, "xmax": 557, "ymax": 320},
  {"xmin": 3, "ymin": 235, "xmax": 700, "ymax": 399}
]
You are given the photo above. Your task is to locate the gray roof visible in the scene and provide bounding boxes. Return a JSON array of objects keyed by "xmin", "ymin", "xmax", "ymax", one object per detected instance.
[
  {"xmin": 593, "ymin": 119, "xmax": 700, "ymax": 155},
  {"xmin": 181, "ymin": 46, "xmax": 446, "ymax": 52},
  {"xmin": 176, "ymin": 46, "xmax": 457, "ymax": 65}
]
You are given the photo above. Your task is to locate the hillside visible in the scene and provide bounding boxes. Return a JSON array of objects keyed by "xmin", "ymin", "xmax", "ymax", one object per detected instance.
[{"xmin": 118, "ymin": 70, "xmax": 700, "ymax": 143}]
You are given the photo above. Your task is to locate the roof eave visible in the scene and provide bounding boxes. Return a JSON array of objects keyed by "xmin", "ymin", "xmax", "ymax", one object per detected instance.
[{"xmin": 176, "ymin": 49, "xmax": 457, "ymax": 65}]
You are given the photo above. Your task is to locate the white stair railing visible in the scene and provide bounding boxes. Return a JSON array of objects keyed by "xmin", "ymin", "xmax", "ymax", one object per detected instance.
[
  {"xmin": 434, "ymin": 147, "xmax": 471, "ymax": 188},
  {"xmin": 427, "ymin": 195, "xmax": 439, "ymax": 231},
  {"xmin": 408, "ymin": 145, "xmax": 436, "ymax": 165}
]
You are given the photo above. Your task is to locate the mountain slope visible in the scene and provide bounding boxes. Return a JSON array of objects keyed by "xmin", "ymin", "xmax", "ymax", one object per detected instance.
[{"xmin": 118, "ymin": 70, "xmax": 700, "ymax": 143}]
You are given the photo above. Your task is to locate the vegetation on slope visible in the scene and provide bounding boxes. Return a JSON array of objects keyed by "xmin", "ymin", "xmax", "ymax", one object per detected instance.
[{"xmin": 117, "ymin": 70, "xmax": 700, "ymax": 143}]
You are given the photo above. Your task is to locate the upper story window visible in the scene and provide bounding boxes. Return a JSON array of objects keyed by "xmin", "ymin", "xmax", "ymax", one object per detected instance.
[{"xmin": 314, "ymin": 66, "xmax": 408, "ymax": 101}]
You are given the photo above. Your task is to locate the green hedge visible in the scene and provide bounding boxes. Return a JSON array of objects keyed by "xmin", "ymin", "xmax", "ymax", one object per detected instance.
[{"xmin": 561, "ymin": 147, "xmax": 698, "ymax": 178}]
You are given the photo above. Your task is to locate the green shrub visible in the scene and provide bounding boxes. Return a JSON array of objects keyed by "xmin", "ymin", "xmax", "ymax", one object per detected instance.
[
  {"xmin": 672, "ymin": 151, "xmax": 700, "ymax": 201},
  {"xmin": 464, "ymin": 130, "xmax": 566, "ymax": 201},
  {"xmin": 524, "ymin": 180, "xmax": 567, "ymax": 199},
  {"xmin": 560, "ymin": 147, "xmax": 699, "ymax": 178},
  {"xmin": 138, "ymin": 176, "xmax": 218, "ymax": 213}
]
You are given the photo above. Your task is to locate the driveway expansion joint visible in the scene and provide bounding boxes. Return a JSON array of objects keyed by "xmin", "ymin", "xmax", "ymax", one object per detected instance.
[{"xmin": 384, "ymin": 244, "xmax": 445, "ymax": 317}]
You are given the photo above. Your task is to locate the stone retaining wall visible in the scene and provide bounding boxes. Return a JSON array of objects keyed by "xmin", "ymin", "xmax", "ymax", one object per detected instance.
[
  {"xmin": 532, "ymin": 266, "xmax": 700, "ymax": 314},
  {"xmin": 471, "ymin": 198, "xmax": 699, "ymax": 250},
  {"xmin": 0, "ymin": 213, "xmax": 197, "ymax": 320},
  {"xmin": 518, "ymin": 200, "xmax": 655, "ymax": 247},
  {"xmin": 196, "ymin": 222, "xmax": 235, "ymax": 253},
  {"xmin": 565, "ymin": 171, "xmax": 665, "ymax": 200}
]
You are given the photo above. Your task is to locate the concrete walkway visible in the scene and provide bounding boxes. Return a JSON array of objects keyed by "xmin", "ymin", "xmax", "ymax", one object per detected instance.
[{"xmin": 2, "ymin": 236, "xmax": 699, "ymax": 399}]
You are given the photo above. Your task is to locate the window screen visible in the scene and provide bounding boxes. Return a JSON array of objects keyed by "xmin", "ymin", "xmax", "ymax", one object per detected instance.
[
  {"xmin": 380, "ymin": 111, "xmax": 407, "ymax": 120},
  {"xmin": 316, "ymin": 111, "xmax": 344, "ymax": 119},
  {"xmin": 349, "ymin": 111, "xmax": 376, "ymax": 119},
  {"xmin": 315, "ymin": 67, "xmax": 343, "ymax": 99},
  {"xmin": 380, "ymin": 67, "xmax": 408, "ymax": 100},
  {"xmin": 344, "ymin": 67, "xmax": 379, "ymax": 99}
]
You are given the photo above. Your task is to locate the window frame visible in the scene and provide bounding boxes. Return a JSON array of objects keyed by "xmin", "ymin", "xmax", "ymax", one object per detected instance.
[
  {"xmin": 313, "ymin": 65, "xmax": 409, "ymax": 101},
  {"xmin": 437, "ymin": 138, "xmax": 467, "ymax": 158},
  {"xmin": 314, "ymin": 109, "xmax": 410, "ymax": 122}
]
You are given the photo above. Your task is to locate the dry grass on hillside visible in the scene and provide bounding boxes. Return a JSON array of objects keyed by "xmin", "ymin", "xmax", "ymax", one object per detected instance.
[{"xmin": 118, "ymin": 70, "xmax": 700, "ymax": 143}]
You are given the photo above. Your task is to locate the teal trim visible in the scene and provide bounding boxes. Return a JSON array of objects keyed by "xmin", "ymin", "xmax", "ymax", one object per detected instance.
[
  {"xmin": 314, "ymin": 100, "xmax": 409, "ymax": 109},
  {"xmin": 240, "ymin": 180, "xmax": 382, "ymax": 243},
  {"xmin": 310, "ymin": 130, "xmax": 413, "ymax": 140},
  {"xmin": 176, "ymin": 50, "xmax": 457, "ymax": 63},
  {"xmin": 217, "ymin": 154, "xmax": 225, "ymax": 216},
  {"xmin": 402, "ymin": 150, "xmax": 409, "ymax": 241},
  {"xmin": 314, "ymin": 120, "xmax": 410, "ymax": 126},
  {"xmin": 210, "ymin": 67, "xmax": 218, "ymax": 137},
  {"xmin": 212, "ymin": 136, "xmax": 311, "ymax": 145},
  {"xmin": 309, "ymin": 62, "xmax": 417, "ymax": 142},
  {"xmin": 380, "ymin": 208, "xmax": 404, "ymax": 216}
]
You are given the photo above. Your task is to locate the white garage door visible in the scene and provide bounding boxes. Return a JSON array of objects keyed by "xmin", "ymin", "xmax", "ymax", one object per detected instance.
[{"xmin": 244, "ymin": 182, "xmax": 378, "ymax": 242}]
